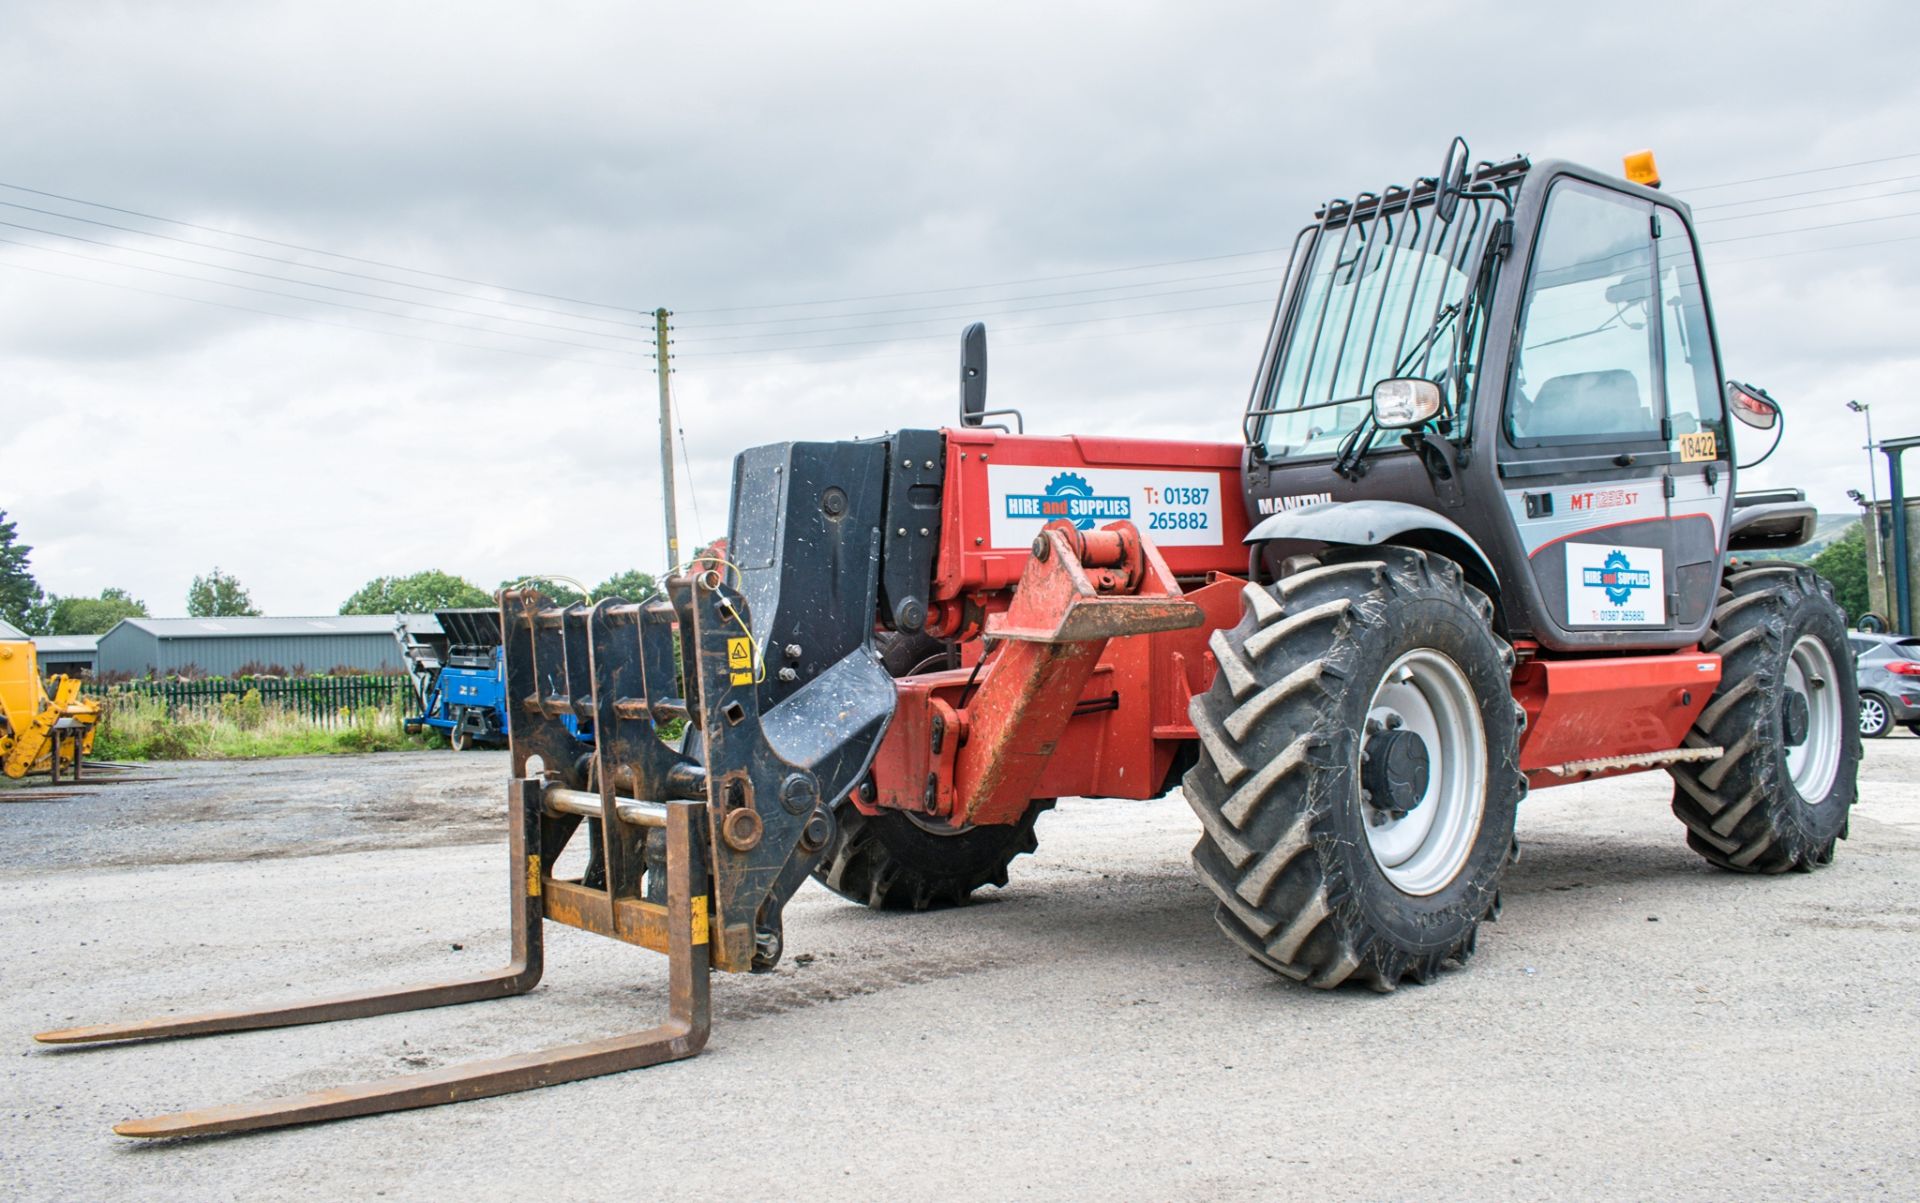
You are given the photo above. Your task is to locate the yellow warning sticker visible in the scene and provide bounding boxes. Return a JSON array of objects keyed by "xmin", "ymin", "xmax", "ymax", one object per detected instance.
[
  {"xmin": 1678, "ymin": 430, "xmax": 1717, "ymax": 463},
  {"xmin": 691, "ymin": 897, "xmax": 710, "ymax": 945},
  {"xmin": 527, "ymin": 853, "xmax": 542, "ymax": 898},
  {"xmin": 728, "ymin": 636, "xmax": 754, "ymax": 685}
]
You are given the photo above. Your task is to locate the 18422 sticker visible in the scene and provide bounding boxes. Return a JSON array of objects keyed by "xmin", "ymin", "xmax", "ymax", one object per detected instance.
[{"xmin": 1678, "ymin": 430, "xmax": 1717, "ymax": 463}]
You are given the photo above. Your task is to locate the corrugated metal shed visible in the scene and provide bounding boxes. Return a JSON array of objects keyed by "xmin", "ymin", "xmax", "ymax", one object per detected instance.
[
  {"xmin": 0, "ymin": 617, "xmax": 26, "ymax": 640},
  {"xmin": 94, "ymin": 616, "xmax": 412, "ymax": 679},
  {"xmin": 32, "ymin": 634, "xmax": 99, "ymax": 676}
]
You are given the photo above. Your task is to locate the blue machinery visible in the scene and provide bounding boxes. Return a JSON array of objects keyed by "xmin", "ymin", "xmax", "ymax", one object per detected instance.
[{"xmin": 400, "ymin": 608, "xmax": 590, "ymax": 749}]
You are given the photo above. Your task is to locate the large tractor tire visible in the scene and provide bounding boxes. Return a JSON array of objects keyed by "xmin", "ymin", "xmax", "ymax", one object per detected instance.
[
  {"xmin": 813, "ymin": 802, "xmax": 1049, "ymax": 910},
  {"xmin": 1184, "ymin": 549, "xmax": 1526, "ymax": 991},
  {"xmin": 810, "ymin": 629, "xmax": 1047, "ymax": 910},
  {"xmin": 1669, "ymin": 563, "xmax": 1858, "ymax": 872}
]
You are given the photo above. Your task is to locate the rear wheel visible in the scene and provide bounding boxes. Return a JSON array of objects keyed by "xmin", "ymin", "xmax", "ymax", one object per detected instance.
[
  {"xmin": 1668, "ymin": 564, "xmax": 1859, "ymax": 872},
  {"xmin": 448, "ymin": 721, "xmax": 472, "ymax": 752},
  {"xmin": 1184, "ymin": 549, "xmax": 1525, "ymax": 991},
  {"xmin": 1859, "ymin": 692, "xmax": 1893, "ymax": 739}
]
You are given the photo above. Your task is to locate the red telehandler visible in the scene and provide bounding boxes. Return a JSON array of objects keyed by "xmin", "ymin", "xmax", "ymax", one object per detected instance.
[{"xmin": 40, "ymin": 140, "xmax": 1857, "ymax": 1137}]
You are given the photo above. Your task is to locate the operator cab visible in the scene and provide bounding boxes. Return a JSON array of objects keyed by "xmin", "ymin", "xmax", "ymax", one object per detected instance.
[{"xmin": 1240, "ymin": 138, "xmax": 1771, "ymax": 653}]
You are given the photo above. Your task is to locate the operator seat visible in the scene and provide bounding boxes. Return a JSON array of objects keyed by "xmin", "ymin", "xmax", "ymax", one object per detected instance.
[{"xmin": 1520, "ymin": 369, "xmax": 1652, "ymax": 439}]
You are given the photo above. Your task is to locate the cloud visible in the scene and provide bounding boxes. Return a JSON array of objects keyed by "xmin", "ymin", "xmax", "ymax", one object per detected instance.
[{"xmin": 1, "ymin": 0, "xmax": 1916, "ymax": 611}]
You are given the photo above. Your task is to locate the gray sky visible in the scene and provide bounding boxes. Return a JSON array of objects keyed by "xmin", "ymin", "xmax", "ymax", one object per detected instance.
[{"xmin": 4, "ymin": 1, "xmax": 1917, "ymax": 615}]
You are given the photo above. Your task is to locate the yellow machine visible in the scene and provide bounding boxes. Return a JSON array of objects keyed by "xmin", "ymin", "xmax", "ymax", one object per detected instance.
[{"xmin": 0, "ymin": 628, "xmax": 99, "ymax": 779}]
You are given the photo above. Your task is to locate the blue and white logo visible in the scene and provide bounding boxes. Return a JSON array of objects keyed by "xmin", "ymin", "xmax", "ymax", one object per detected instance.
[
  {"xmin": 1003, "ymin": 471, "xmax": 1131, "ymax": 531},
  {"xmin": 1582, "ymin": 549, "xmax": 1652, "ymax": 606}
]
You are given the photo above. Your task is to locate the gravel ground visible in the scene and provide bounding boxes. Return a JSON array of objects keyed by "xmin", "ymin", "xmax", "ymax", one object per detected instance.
[{"xmin": 3, "ymin": 743, "xmax": 1917, "ymax": 1201}]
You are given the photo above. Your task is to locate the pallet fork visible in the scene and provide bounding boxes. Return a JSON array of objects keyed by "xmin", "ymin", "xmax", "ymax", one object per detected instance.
[{"xmin": 35, "ymin": 571, "xmax": 896, "ymax": 1138}]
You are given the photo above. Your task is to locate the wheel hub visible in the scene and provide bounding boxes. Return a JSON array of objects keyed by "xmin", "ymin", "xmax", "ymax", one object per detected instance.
[
  {"xmin": 1782, "ymin": 691, "xmax": 1810, "ymax": 747},
  {"xmin": 1783, "ymin": 633, "xmax": 1843, "ymax": 802},
  {"xmin": 1362, "ymin": 724, "xmax": 1431, "ymax": 819},
  {"xmin": 1360, "ymin": 649, "xmax": 1489, "ymax": 896}
]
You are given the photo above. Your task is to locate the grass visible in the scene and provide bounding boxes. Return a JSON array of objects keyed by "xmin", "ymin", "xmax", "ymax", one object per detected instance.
[{"xmin": 91, "ymin": 689, "xmax": 445, "ymax": 761}]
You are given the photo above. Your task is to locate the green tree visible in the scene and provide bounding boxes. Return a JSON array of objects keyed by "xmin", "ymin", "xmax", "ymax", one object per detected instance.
[
  {"xmin": 0, "ymin": 509, "xmax": 48, "ymax": 633},
  {"xmin": 1810, "ymin": 522, "xmax": 1870, "ymax": 624},
  {"xmin": 499, "ymin": 576, "xmax": 585, "ymax": 605},
  {"xmin": 340, "ymin": 570, "xmax": 492, "ymax": 614},
  {"xmin": 593, "ymin": 569, "xmax": 660, "ymax": 601},
  {"xmin": 187, "ymin": 567, "xmax": 261, "ymax": 617},
  {"xmin": 49, "ymin": 587, "xmax": 148, "ymax": 635}
]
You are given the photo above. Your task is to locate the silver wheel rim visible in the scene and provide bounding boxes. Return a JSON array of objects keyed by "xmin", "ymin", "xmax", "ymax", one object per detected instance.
[
  {"xmin": 1860, "ymin": 695, "xmax": 1887, "ymax": 735},
  {"xmin": 1361, "ymin": 649, "xmax": 1488, "ymax": 896},
  {"xmin": 1785, "ymin": 634, "xmax": 1842, "ymax": 801}
]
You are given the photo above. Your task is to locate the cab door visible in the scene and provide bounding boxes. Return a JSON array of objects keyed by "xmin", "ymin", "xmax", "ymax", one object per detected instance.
[
  {"xmin": 1650, "ymin": 205, "xmax": 1733, "ymax": 628},
  {"xmin": 1498, "ymin": 178, "xmax": 1679, "ymax": 642}
]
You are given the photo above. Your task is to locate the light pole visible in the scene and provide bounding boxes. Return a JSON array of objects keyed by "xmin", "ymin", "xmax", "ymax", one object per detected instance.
[{"xmin": 1848, "ymin": 400, "xmax": 1884, "ymax": 614}]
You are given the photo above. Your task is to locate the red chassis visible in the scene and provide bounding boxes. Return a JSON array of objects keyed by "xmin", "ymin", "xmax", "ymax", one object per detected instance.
[{"xmin": 856, "ymin": 429, "xmax": 1721, "ymax": 830}]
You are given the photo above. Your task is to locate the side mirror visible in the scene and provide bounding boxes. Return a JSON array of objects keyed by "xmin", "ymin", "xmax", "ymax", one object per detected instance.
[
  {"xmin": 959, "ymin": 322, "xmax": 988, "ymax": 426},
  {"xmin": 1727, "ymin": 380, "xmax": 1780, "ymax": 430},
  {"xmin": 1433, "ymin": 135, "xmax": 1470, "ymax": 224},
  {"xmin": 1372, "ymin": 377, "xmax": 1444, "ymax": 429}
]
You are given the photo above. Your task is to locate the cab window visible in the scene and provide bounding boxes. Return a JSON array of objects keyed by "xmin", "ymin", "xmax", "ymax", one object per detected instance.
[
  {"xmin": 1506, "ymin": 182, "xmax": 1658, "ymax": 444},
  {"xmin": 1654, "ymin": 209, "xmax": 1722, "ymax": 435}
]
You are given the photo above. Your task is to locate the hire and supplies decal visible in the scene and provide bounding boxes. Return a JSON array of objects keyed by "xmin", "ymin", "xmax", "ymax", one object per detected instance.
[
  {"xmin": 1563, "ymin": 541, "xmax": 1665, "ymax": 625},
  {"xmin": 986, "ymin": 465, "xmax": 1225, "ymax": 548}
]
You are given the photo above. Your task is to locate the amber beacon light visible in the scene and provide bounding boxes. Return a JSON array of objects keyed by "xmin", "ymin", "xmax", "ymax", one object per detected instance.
[{"xmin": 1623, "ymin": 148, "xmax": 1662, "ymax": 188}]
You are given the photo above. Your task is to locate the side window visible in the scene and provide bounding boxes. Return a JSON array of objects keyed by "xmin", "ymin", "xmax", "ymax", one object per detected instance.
[
  {"xmin": 1506, "ymin": 183, "xmax": 1658, "ymax": 443},
  {"xmin": 1655, "ymin": 209, "xmax": 1723, "ymax": 435}
]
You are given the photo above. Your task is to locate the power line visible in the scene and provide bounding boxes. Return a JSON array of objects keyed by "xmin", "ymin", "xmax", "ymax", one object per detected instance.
[
  {"xmin": 0, "ymin": 228, "xmax": 648, "ymax": 355},
  {"xmin": 686, "ymin": 203, "xmax": 1920, "ymax": 365},
  {"xmin": 674, "ymin": 276, "xmax": 1281, "ymax": 345},
  {"xmin": 1702, "ymin": 207, "xmax": 1920, "ymax": 246},
  {"xmin": 0, "ymin": 201, "xmax": 647, "ymax": 340},
  {"xmin": 673, "ymin": 246, "xmax": 1290, "ymax": 316},
  {"xmin": 1689, "ymin": 172, "xmax": 1920, "ymax": 211},
  {"xmin": 1677, "ymin": 151, "xmax": 1920, "ymax": 193},
  {"xmin": 1694, "ymin": 184, "xmax": 1920, "ymax": 224},
  {"xmin": 685, "ymin": 262, "xmax": 1287, "ymax": 329},
  {"xmin": 679, "ymin": 296, "xmax": 1271, "ymax": 358},
  {"xmin": 0, "ymin": 179, "xmax": 647, "ymax": 320},
  {"xmin": 677, "ymin": 151, "xmax": 1920, "ymax": 319},
  {"xmin": 1709, "ymin": 230, "xmax": 1920, "ymax": 267},
  {"xmin": 686, "ymin": 312, "xmax": 1268, "ymax": 372},
  {"xmin": 671, "ymin": 391, "xmax": 706, "ymax": 540},
  {"xmin": 0, "ymin": 257, "xmax": 630, "ymax": 366}
]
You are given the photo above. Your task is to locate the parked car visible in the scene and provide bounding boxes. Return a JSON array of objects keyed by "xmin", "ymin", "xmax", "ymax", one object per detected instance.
[{"xmin": 1849, "ymin": 632, "xmax": 1920, "ymax": 737}]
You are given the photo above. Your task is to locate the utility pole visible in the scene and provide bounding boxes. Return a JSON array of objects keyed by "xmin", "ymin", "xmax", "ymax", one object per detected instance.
[
  {"xmin": 654, "ymin": 307, "xmax": 681, "ymax": 573},
  {"xmin": 1849, "ymin": 400, "xmax": 1883, "ymax": 611}
]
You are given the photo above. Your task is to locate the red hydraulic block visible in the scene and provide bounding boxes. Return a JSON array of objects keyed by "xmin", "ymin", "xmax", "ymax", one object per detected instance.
[{"xmin": 950, "ymin": 521, "xmax": 1201, "ymax": 826}]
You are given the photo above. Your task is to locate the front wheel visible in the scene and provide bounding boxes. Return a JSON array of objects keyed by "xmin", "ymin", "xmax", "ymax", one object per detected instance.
[
  {"xmin": 812, "ymin": 800, "xmax": 1049, "ymax": 910},
  {"xmin": 1669, "ymin": 564, "xmax": 1859, "ymax": 872},
  {"xmin": 1860, "ymin": 693, "xmax": 1893, "ymax": 739},
  {"xmin": 448, "ymin": 720, "xmax": 473, "ymax": 752},
  {"xmin": 1184, "ymin": 549, "xmax": 1526, "ymax": 991}
]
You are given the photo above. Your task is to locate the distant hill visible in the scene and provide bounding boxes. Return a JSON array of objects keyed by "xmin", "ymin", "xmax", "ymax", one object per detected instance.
[{"xmin": 1768, "ymin": 513, "xmax": 1859, "ymax": 563}]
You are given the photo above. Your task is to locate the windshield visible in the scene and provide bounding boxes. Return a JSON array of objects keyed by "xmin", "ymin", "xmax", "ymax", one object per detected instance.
[{"xmin": 1255, "ymin": 195, "xmax": 1502, "ymax": 461}]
